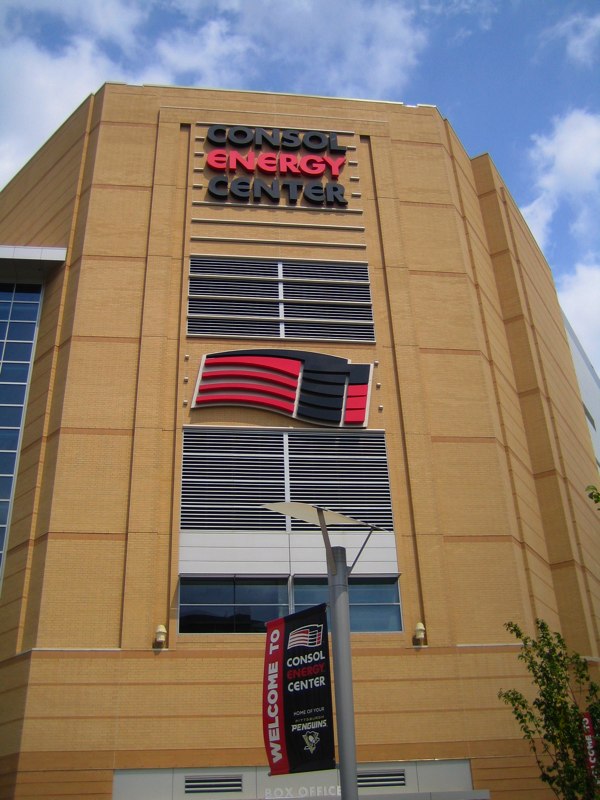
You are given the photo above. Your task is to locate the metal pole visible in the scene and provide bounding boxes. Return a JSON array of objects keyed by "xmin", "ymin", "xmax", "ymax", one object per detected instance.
[{"xmin": 328, "ymin": 545, "xmax": 359, "ymax": 800}]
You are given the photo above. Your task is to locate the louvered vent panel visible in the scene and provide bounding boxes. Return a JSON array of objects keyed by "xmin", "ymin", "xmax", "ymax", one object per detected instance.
[
  {"xmin": 191, "ymin": 256, "xmax": 278, "ymax": 277},
  {"xmin": 189, "ymin": 299, "xmax": 281, "ymax": 317},
  {"xmin": 181, "ymin": 428, "xmax": 286, "ymax": 530},
  {"xmin": 357, "ymin": 770, "xmax": 407, "ymax": 788},
  {"xmin": 288, "ymin": 431, "xmax": 393, "ymax": 530},
  {"xmin": 283, "ymin": 283, "xmax": 371, "ymax": 302},
  {"xmin": 282, "ymin": 261, "xmax": 370, "ymax": 282},
  {"xmin": 284, "ymin": 302, "xmax": 372, "ymax": 320},
  {"xmin": 182, "ymin": 428, "xmax": 393, "ymax": 533},
  {"xmin": 189, "ymin": 278, "xmax": 280, "ymax": 297},
  {"xmin": 188, "ymin": 257, "xmax": 374, "ymax": 341},
  {"xmin": 184, "ymin": 775, "xmax": 243, "ymax": 794},
  {"xmin": 187, "ymin": 318, "xmax": 280, "ymax": 337}
]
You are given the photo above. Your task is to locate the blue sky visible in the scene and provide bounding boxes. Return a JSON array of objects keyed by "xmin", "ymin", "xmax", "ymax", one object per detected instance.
[{"xmin": 0, "ymin": 0, "xmax": 599, "ymax": 372}]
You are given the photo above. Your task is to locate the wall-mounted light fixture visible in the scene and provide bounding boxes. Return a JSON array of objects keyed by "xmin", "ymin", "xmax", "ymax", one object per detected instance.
[
  {"xmin": 154, "ymin": 624, "xmax": 167, "ymax": 648},
  {"xmin": 413, "ymin": 622, "xmax": 426, "ymax": 647}
]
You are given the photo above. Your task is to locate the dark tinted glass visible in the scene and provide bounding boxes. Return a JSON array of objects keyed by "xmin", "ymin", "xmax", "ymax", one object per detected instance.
[
  {"xmin": 0, "ymin": 430, "xmax": 19, "ymax": 450},
  {"xmin": 180, "ymin": 578, "xmax": 234, "ymax": 604},
  {"xmin": 293, "ymin": 578, "xmax": 328, "ymax": 606},
  {"xmin": 236, "ymin": 578, "xmax": 288, "ymax": 604},
  {"xmin": 7, "ymin": 322, "xmax": 36, "ymax": 342},
  {"xmin": 0, "ymin": 385, "xmax": 26, "ymax": 404},
  {"xmin": 179, "ymin": 605, "xmax": 236, "ymax": 633},
  {"xmin": 10, "ymin": 303, "xmax": 39, "ymax": 322},
  {"xmin": 0, "ymin": 406, "xmax": 23, "ymax": 427},
  {"xmin": 3, "ymin": 342, "xmax": 32, "ymax": 361},
  {"xmin": 234, "ymin": 604, "xmax": 288, "ymax": 632},
  {"xmin": 179, "ymin": 578, "xmax": 289, "ymax": 633},
  {"xmin": 0, "ymin": 476, "xmax": 13, "ymax": 499},
  {"xmin": 0, "ymin": 362, "xmax": 30, "ymax": 382},
  {"xmin": 0, "ymin": 452, "xmax": 16, "ymax": 473},
  {"xmin": 13, "ymin": 285, "xmax": 41, "ymax": 300},
  {"xmin": 349, "ymin": 578, "xmax": 399, "ymax": 603}
]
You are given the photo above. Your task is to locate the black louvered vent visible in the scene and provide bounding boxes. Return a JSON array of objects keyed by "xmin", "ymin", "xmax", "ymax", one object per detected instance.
[
  {"xmin": 181, "ymin": 428, "xmax": 392, "ymax": 532},
  {"xmin": 188, "ymin": 256, "xmax": 375, "ymax": 342},
  {"xmin": 358, "ymin": 770, "xmax": 407, "ymax": 788},
  {"xmin": 185, "ymin": 775, "xmax": 243, "ymax": 794}
]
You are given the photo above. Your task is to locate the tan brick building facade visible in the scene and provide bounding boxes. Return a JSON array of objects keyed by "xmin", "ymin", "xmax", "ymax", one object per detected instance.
[{"xmin": 0, "ymin": 83, "xmax": 598, "ymax": 799}]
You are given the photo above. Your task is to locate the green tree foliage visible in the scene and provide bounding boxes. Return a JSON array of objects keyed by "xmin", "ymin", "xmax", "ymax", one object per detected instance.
[
  {"xmin": 499, "ymin": 620, "xmax": 600, "ymax": 799},
  {"xmin": 587, "ymin": 485, "xmax": 600, "ymax": 509}
]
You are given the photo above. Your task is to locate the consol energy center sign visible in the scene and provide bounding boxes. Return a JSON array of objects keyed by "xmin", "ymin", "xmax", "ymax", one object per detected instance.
[{"xmin": 204, "ymin": 125, "xmax": 349, "ymax": 207}]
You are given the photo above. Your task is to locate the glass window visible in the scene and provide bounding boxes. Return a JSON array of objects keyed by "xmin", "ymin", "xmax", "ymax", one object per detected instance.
[
  {"xmin": 9, "ymin": 303, "xmax": 39, "ymax": 322},
  {"xmin": 0, "ymin": 406, "xmax": 23, "ymax": 427},
  {"xmin": 0, "ymin": 452, "xmax": 17, "ymax": 474},
  {"xmin": 294, "ymin": 578, "xmax": 329, "ymax": 610},
  {"xmin": 3, "ymin": 342, "xmax": 33, "ymax": 361},
  {"xmin": 0, "ymin": 362, "xmax": 30, "ymax": 382},
  {"xmin": 14, "ymin": 285, "xmax": 41, "ymax": 299},
  {"xmin": 7, "ymin": 322, "xmax": 36, "ymax": 342},
  {"xmin": 0, "ymin": 385, "xmax": 26, "ymax": 404},
  {"xmin": 180, "ymin": 578, "xmax": 234, "ymax": 605},
  {"xmin": 295, "ymin": 577, "xmax": 401, "ymax": 633},
  {"xmin": 0, "ymin": 429, "xmax": 19, "ymax": 450},
  {"xmin": 0, "ymin": 282, "xmax": 41, "ymax": 578},
  {"xmin": 179, "ymin": 577, "xmax": 289, "ymax": 633},
  {"xmin": 179, "ymin": 576, "xmax": 401, "ymax": 633}
]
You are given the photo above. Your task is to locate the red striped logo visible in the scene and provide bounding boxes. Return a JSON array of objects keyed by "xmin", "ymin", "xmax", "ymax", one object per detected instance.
[{"xmin": 193, "ymin": 349, "xmax": 372, "ymax": 427}]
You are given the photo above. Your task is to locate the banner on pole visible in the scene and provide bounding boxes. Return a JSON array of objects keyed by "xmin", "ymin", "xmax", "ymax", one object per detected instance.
[
  {"xmin": 582, "ymin": 711, "xmax": 600, "ymax": 786},
  {"xmin": 263, "ymin": 604, "xmax": 335, "ymax": 776}
]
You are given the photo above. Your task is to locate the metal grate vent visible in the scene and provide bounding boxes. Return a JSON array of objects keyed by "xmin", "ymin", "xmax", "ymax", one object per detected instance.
[
  {"xmin": 188, "ymin": 256, "xmax": 374, "ymax": 342},
  {"xmin": 181, "ymin": 428, "xmax": 392, "ymax": 532},
  {"xmin": 357, "ymin": 770, "xmax": 407, "ymax": 788},
  {"xmin": 185, "ymin": 775, "xmax": 243, "ymax": 794}
]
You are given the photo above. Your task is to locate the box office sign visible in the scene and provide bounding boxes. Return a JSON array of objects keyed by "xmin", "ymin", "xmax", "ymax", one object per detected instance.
[
  {"xmin": 263, "ymin": 604, "xmax": 335, "ymax": 776},
  {"xmin": 205, "ymin": 125, "xmax": 349, "ymax": 207}
]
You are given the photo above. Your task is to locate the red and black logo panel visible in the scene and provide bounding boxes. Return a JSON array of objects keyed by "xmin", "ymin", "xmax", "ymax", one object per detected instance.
[{"xmin": 193, "ymin": 349, "xmax": 372, "ymax": 427}]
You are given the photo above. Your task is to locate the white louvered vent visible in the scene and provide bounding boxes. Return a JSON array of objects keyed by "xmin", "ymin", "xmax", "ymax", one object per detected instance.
[
  {"xmin": 181, "ymin": 428, "xmax": 392, "ymax": 532},
  {"xmin": 188, "ymin": 256, "xmax": 375, "ymax": 342},
  {"xmin": 357, "ymin": 770, "xmax": 407, "ymax": 788},
  {"xmin": 185, "ymin": 775, "xmax": 243, "ymax": 794}
]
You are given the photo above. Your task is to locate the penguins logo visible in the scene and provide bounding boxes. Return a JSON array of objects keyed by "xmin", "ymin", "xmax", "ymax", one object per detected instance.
[{"xmin": 302, "ymin": 732, "xmax": 320, "ymax": 755}]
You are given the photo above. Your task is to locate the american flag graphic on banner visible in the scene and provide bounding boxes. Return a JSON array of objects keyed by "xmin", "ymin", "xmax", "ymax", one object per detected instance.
[
  {"xmin": 288, "ymin": 624, "xmax": 324, "ymax": 649},
  {"xmin": 193, "ymin": 348, "xmax": 372, "ymax": 427}
]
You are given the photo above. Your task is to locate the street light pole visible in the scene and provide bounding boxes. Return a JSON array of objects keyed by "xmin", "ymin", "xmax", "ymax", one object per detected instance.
[
  {"xmin": 264, "ymin": 502, "xmax": 381, "ymax": 800},
  {"xmin": 327, "ymin": 544, "xmax": 359, "ymax": 800}
]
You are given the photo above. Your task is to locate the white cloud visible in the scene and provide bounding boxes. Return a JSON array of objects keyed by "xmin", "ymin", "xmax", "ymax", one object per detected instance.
[
  {"xmin": 0, "ymin": 0, "xmax": 433, "ymax": 186},
  {"xmin": 521, "ymin": 109, "xmax": 600, "ymax": 251},
  {"xmin": 0, "ymin": 0, "xmax": 150, "ymax": 51},
  {"xmin": 155, "ymin": 18, "xmax": 256, "ymax": 88},
  {"xmin": 543, "ymin": 12, "xmax": 600, "ymax": 67},
  {"xmin": 0, "ymin": 36, "xmax": 122, "ymax": 187},
  {"xmin": 184, "ymin": 0, "xmax": 429, "ymax": 100},
  {"xmin": 558, "ymin": 262, "xmax": 600, "ymax": 375}
]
